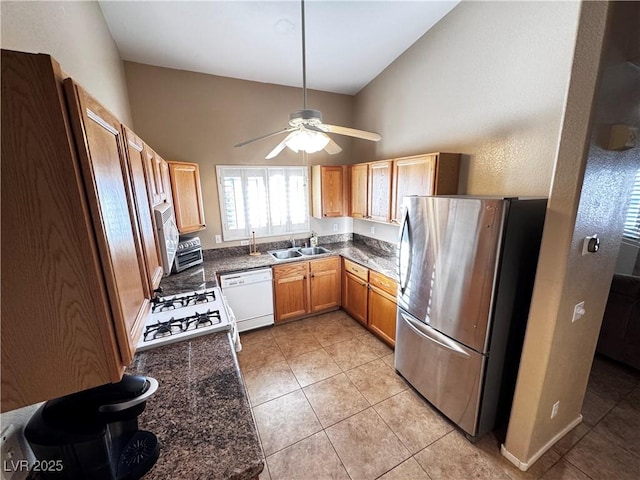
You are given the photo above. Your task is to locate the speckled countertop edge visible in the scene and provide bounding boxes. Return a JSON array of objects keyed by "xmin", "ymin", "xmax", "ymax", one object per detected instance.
[
  {"xmin": 160, "ymin": 240, "xmax": 398, "ymax": 296},
  {"xmin": 127, "ymin": 332, "xmax": 264, "ymax": 480}
]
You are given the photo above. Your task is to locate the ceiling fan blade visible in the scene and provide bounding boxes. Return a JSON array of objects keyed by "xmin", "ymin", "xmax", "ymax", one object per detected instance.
[
  {"xmin": 324, "ymin": 138, "xmax": 342, "ymax": 155},
  {"xmin": 234, "ymin": 127, "xmax": 294, "ymax": 148},
  {"xmin": 265, "ymin": 132, "xmax": 297, "ymax": 159},
  {"xmin": 322, "ymin": 124, "xmax": 381, "ymax": 142}
]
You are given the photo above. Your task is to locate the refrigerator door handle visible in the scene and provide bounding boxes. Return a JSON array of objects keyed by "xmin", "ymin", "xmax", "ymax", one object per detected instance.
[
  {"xmin": 398, "ymin": 209, "xmax": 412, "ymax": 294},
  {"xmin": 400, "ymin": 312, "xmax": 470, "ymax": 358}
]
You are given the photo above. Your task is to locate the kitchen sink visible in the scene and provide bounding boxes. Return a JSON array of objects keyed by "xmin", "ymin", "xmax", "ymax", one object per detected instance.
[
  {"xmin": 268, "ymin": 246, "xmax": 331, "ymax": 260},
  {"xmin": 299, "ymin": 246, "xmax": 331, "ymax": 256},
  {"xmin": 268, "ymin": 248, "xmax": 303, "ymax": 260}
]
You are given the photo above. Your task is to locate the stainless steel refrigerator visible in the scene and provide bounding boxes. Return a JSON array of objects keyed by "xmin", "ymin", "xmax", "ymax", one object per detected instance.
[{"xmin": 395, "ymin": 196, "xmax": 546, "ymax": 439}]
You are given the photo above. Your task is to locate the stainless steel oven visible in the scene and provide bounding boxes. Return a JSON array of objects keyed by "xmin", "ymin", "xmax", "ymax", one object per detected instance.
[{"xmin": 173, "ymin": 236, "xmax": 203, "ymax": 273}]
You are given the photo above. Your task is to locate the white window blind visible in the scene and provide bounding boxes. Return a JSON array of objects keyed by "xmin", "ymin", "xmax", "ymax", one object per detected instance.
[
  {"xmin": 623, "ymin": 169, "xmax": 640, "ymax": 241},
  {"xmin": 216, "ymin": 165, "xmax": 310, "ymax": 241}
]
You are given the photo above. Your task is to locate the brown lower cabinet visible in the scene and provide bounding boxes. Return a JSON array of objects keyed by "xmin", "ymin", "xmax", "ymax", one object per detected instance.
[
  {"xmin": 368, "ymin": 271, "xmax": 398, "ymax": 346},
  {"xmin": 273, "ymin": 256, "xmax": 341, "ymax": 322},
  {"xmin": 342, "ymin": 258, "xmax": 398, "ymax": 346},
  {"xmin": 342, "ymin": 260, "xmax": 369, "ymax": 326}
]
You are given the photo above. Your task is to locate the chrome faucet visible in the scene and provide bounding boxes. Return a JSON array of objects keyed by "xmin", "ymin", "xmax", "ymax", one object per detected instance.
[{"xmin": 290, "ymin": 237, "xmax": 296, "ymax": 248}]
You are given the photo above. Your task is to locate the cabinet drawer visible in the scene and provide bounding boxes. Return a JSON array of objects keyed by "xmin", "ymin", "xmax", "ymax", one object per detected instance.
[
  {"xmin": 344, "ymin": 258, "xmax": 368, "ymax": 282},
  {"xmin": 273, "ymin": 262, "xmax": 308, "ymax": 280},
  {"xmin": 310, "ymin": 256, "xmax": 340, "ymax": 273},
  {"xmin": 369, "ymin": 271, "xmax": 397, "ymax": 297}
]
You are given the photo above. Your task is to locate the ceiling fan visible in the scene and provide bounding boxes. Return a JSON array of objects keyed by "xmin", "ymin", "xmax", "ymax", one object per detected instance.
[{"xmin": 234, "ymin": 0, "xmax": 381, "ymax": 159}]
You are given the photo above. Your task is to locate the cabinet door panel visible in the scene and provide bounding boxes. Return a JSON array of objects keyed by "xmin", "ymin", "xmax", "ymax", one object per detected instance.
[
  {"xmin": 65, "ymin": 80, "xmax": 149, "ymax": 365},
  {"xmin": 143, "ymin": 148, "xmax": 162, "ymax": 206},
  {"xmin": 350, "ymin": 164, "xmax": 368, "ymax": 218},
  {"xmin": 391, "ymin": 155, "xmax": 436, "ymax": 224},
  {"xmin": 322, "ymin": 166, "xmax": 345, "ymax": 217},
  {"xmin": 368, "ymin": 160, "xmax": 393, "ymax": 222},
  {"xmin": 310, "ymin": 257, "xmax": 341, "ymax": 312},
  {"xmin": 123, "ymin": 127, "xmax": 164, "ymax": 290},
  {"xmin": 368, "ymin": 286, "xmax": 397, "ymax": 347},
  {"xmin": 274, "ymin": 263, "xmax": 310, "ymax": 321},
  {"xmin": 159, "ymin": 156, "xmax": 172, "ymax": 204},
  {"xmin": 1, "ymin": 51, "xmax": 121, "ymax": 410},
  {"xmin": 168, "ymin": 161, "xmax": 206, "ymax": 233},
  {"xmin": 343, "ymin": 271, "xmax": 368, "ymax": 326}
]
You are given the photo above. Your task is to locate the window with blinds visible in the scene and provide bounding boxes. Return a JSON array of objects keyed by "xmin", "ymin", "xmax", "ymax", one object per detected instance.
[
  {"xmin": 623, "ymin": 169, "xmax": 640, "ymax": 242},
  {"xmin": 216, "ymin": 165, "xmax": 310, "ymax": 241}
]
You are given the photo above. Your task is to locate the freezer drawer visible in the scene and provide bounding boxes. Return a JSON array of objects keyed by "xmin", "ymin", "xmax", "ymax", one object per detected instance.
[{"xmin": 395, "ymin": 308, "xmax": 485, "ymax": 436}]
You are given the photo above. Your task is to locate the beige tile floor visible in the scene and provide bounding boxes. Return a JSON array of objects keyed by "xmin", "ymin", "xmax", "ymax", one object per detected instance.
[{"xmin": 237, "ymin": 310, "xmax": 640, "ymax": 480}]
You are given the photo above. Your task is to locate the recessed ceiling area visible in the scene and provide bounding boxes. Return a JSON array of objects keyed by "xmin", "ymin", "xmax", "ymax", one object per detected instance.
[{"xmin": 99, "ymin": 1, "xmax": 460, "ymax": 95}]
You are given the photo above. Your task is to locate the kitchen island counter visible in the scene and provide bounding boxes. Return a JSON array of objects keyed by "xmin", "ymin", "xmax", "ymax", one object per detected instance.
[{"xmin": 127, "ymin": 332, "xmax": 263, "ymax": 480}]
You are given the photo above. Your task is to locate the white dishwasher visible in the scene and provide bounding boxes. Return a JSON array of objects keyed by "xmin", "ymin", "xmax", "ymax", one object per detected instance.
[{"xmin": 220, "ymin": 268, "xmax": 274, "ymax": 333}]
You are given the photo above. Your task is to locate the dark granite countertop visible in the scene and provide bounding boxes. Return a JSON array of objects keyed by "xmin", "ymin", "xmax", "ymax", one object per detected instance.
[
  {"xmin": 127, "ymin": 333, "xmax": 264, "ymax": 480},
  {"xmin": 159, "ymin": 239, "xmax": 397, "ymax": 296}
]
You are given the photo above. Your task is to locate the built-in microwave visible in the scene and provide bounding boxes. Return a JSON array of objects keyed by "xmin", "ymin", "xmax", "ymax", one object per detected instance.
[{"xmin": 153, "ymin": 203, "xmax": 179, "ymax": 276}]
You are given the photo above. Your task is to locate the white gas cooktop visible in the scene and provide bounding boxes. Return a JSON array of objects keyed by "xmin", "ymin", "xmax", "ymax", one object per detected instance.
[{"xmin": 137, "ymin": 287, "xmax": 230, "ymax": 351}]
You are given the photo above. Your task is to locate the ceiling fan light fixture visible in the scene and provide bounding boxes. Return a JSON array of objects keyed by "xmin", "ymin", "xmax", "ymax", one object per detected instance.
[
  {"xmin": 286, "ymin": 129, "xmax": 330, "ymax": 154},
  {"xmin": 234, "ymin": 0, "xmax": 380, "ymax": 158}
]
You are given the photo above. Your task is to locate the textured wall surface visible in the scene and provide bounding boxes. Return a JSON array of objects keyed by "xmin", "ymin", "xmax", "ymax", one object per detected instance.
[
  {"xmin": 1, "ymin": 1, "xmax": 132, "ymax": 125},
  {"xmin": 505, "ymin": 0, "xmax": 639, "ymax": 465},
  {"xmin": 352, "ymin": 1, "xmax": 581, "ymax": 197},
  {"xmin": 124, "ymin": 61, "xmax": 355, "ymax": 250}
]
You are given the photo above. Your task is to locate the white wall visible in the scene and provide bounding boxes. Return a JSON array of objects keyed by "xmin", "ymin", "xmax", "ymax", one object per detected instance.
[{"xmin": 0, "ymin": 1, "xmax": 132, "ymax": 125}]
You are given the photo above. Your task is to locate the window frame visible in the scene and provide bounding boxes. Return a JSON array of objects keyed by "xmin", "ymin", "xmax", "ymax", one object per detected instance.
[
  {"xmin": 622, "ymin": 169, "xmax": 640, "ymax": 244},
  {"xmin": 216, "ymin": 165, "xmax": 310, "ymax": 241}
]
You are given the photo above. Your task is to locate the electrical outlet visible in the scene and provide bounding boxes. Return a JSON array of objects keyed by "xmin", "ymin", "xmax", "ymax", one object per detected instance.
[
  {"xmin": 572, "ymin": 301, "xmax": 585, "ymax": 322},
  {"xmin": 333, "ymin": 224, "xmax": 338, "ymax": 232},
  {"xmin": 551, "ymin": 401, "xmax": 560, "ymax": 419},
  {"xmin": 240, "ymin": 240, "xmax": 249, "ymax": 246},
  {"xmin": 215, "ymin": 234, "xmax": 222, "ymax": 244},
  {"xmin": 370, "ymin": 226, "xmax": 375, "ymax": 234}
]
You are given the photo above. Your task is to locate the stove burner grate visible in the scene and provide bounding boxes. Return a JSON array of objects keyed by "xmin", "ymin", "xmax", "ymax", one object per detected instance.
[
  {"xmin": 151, "ymin": 290, "xmax": 216, "ymax": 313},
  {"xmin": 183, "ymin": 310, "xmax": 222, "ymax": 331},
  {"xmin": 144, "ymin": 318, "xmax": 183, "ymax": 340}
]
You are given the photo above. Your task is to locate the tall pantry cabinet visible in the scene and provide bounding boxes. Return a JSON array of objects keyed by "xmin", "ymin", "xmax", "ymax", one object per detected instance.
[{"xmin": 1, "ymin": 50, "xmax": 153, "ymax": 412}]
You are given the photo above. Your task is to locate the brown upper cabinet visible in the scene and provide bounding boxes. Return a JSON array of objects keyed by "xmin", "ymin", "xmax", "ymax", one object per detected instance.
[
  {"xmin": 159, "ymin": 156, "xmax": 172, "ymax": 205},
  {"xmin": 122, "ymin": 126, "xmax": 164, "ymax": 291},
  {"xmin": 368, "ymin": 160, "xmax": 393, "ymax": 222},
  {"xmin": 143, "ymin": 148, "xmax": 172, "ymax": 207},
  {"xmin": 349, "ymin": 153, "xmax": 460, "ymax": 225},
  {"xmin": 1, "ymin": 50, "xmax": 152, "ymax": 411},
  {"xmin": 391, "ymin": 153, "xmax": 460, "ymax": 224},
  {"xmin": 349, "ymin": 163, "xmax": 369, "ymax": 218},
  {"xmin": 312, "ymin": 165, "xmax": 347, "ymax": 218},
  {"xmin": 168, "ymin": 161, "xmax": 206, "ymax": 234}
]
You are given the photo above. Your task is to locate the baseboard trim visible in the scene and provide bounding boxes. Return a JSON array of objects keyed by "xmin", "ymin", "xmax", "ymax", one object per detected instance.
[{"xmin": 500, "ymin": 415, "xmax": 583, "ymax": 471}]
